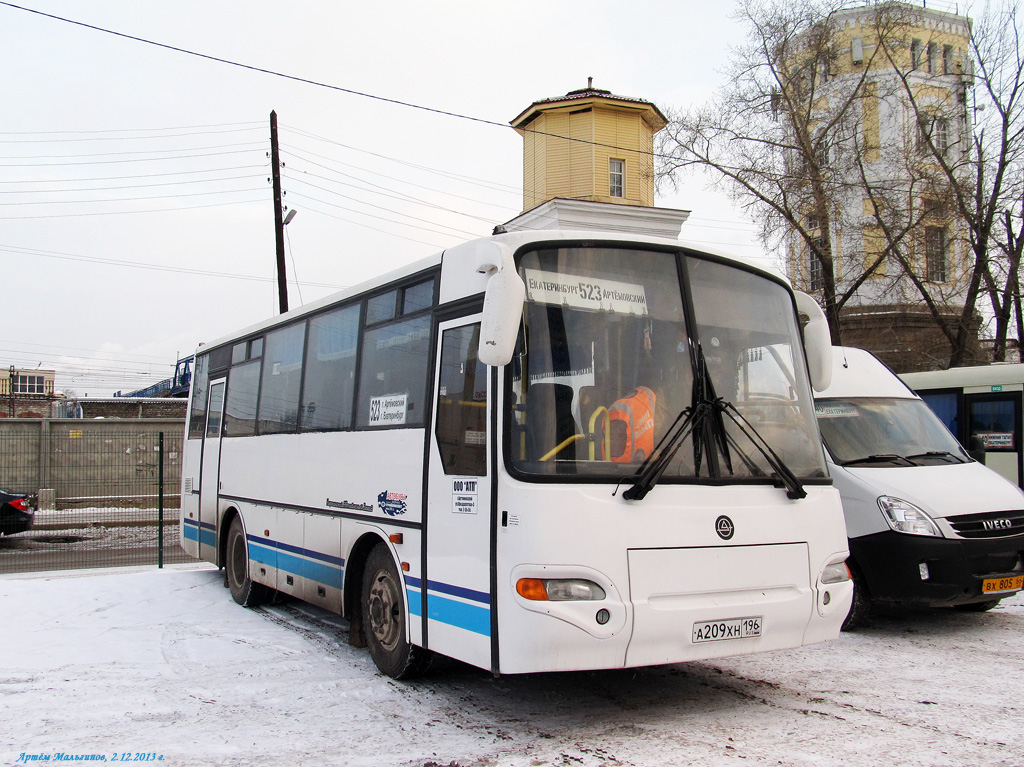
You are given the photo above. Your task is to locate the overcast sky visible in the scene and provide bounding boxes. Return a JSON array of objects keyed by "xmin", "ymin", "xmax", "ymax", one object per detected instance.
[{"xmin": 2, "ymin": 0, "xmax": 770, "ymax": 397}]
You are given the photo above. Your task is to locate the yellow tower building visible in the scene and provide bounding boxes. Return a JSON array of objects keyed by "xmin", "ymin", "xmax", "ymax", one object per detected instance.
[
  {"xmin": 510, "ymin": 80, "xmax": 667, "ymax": 213},
  {"xmin": 505, "ymin": 81, "xmax": 687, "ymax": 239}
]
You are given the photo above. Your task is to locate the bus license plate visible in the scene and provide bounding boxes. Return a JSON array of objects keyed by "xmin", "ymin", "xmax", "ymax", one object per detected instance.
[
  {"xmin": 692, "ymin": 616, "xmax": 762, "ymax": 643},
  {"xmin": 982, "ymin": 575, "xmax": 1024, "ymax": 594}
]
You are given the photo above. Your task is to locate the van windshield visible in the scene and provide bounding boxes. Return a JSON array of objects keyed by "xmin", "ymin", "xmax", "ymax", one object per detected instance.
[
  {"xmin": 508, "ymin": 245, "xmax": 827, "ymax": 485},
  {"xmin": 815, "ymin": 397, "xmax": 969, "ymax": 466}
]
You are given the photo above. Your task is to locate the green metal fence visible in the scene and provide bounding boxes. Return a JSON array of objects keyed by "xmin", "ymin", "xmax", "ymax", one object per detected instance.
[{"xmin": 0, "ymin": 426, "xmax": 196, "ymax": 574}]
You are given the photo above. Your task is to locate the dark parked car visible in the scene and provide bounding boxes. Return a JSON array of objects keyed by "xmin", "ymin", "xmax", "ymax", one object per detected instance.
[{"xmin": 0, "ymin": 489, "xmax": 34, "ymax": 535}]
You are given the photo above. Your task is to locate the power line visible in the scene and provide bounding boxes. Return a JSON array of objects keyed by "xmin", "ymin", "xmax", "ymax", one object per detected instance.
[
  {"xmin": 0, "ymin": 2, "xmax": 511, "ymax": 129},
  {"xmin": 0, "ymin": 243, "xmax": 347, "ymax": 289},
  {"xmin": 0, "ymin": 171, "xmax": 265, "ymax": 195},
  {"xmin": 0, "ymin": 120, "xmax": 264, "ymax": 136},
  {"xmin": 1, "ymin": 147, "xmax": 261, "ymax": 168},
  {"xmin": 0, "ymin": 2, "xmax": 670, "ymax": 162},
  {"xmin": 0, "ymin": 125, "xmax": 265, "ymax": 143},
  {"xmin": 283, "ymin": 126, "xmax": 522, "ymax": 195},
  {"xmin": 286, "ymin": 190, "xmax": 477, "ymax": 240},
  {"xmin": 281, "ymin": 145, "xmax": 519, "ymax": 214},
  {"xmin": 0, "ymin": 339, "xmax": 175, "ymax": 364},
  {"xmin": 0, "ymin": 194, "xmax": 267, "ymax": 220},
  {"xmin": 0, "ymin": 163, "xmax": 266, "ymax": 185},
  {"xmin": 288, "ymin": 198, "xmax": 447, "ymax": 249},
  {"xmin": 0, "ymin": 140, "xmax": 265, "ymax": 161},
  {"xmin": 0, "ymin": 185, "xmax": 267, "ymax": 207}
]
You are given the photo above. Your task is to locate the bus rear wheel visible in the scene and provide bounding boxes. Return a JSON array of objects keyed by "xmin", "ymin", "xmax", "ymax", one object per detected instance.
[
  {"xmin": 362, "ymin": 543, "xmax": 431, "ymax": 679},
  {"xmin": 226, "ymin": 516, "xmax": 268, "ymax": 607}
]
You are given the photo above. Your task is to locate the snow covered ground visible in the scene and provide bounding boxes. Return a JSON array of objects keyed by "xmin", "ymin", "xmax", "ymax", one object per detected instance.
[{"xmin": 1, "ymin": 565, "xmax": 1021, "ymax": 767}]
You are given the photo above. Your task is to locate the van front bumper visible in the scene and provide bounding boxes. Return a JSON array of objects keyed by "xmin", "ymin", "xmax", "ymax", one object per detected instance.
[{"xmin": 850, "ymin": 530, "xmax": 1024, "ymax": 607}]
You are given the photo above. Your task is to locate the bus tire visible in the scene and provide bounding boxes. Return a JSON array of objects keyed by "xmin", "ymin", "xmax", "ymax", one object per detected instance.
[
  {"xmin": 362, "ymin": 543, "xmax": 431, "ymax": 679},
  {"xmin": 226, "ymin": 516, "xmax": 268, "ymax": 608},
  {"xmin": 842, "ymin": 563, "xmax": 871, "ymax": 631}
]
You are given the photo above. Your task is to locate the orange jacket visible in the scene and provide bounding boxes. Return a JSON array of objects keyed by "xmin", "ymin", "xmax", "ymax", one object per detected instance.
[{"xmin": 607, "ymin": 386, "xmax": 656, "ymax": 462}]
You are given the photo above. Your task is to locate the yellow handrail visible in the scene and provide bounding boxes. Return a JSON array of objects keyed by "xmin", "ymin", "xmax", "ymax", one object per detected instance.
[
  {"xmin": 588, "ymin": 406, "xmax": 609, "ymax": 460},
  {"xmin": 539, "ymin": 433, "xmax": 584, "ymax": 462}
]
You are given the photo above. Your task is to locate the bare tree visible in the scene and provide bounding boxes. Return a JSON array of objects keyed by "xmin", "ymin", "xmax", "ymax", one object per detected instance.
[
  {"xmin": 659, "ymin": 0, "xmax": 867, "ymax": 341},
  {"xmin": 660, "ymin": 0, "xmax": 1024, "ymax": 367}
]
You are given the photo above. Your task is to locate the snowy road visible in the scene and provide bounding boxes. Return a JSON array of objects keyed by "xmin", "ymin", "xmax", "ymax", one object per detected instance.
[{"xmin": 1, "ymin": 566, "xmax": 1021, "ymax": 767}]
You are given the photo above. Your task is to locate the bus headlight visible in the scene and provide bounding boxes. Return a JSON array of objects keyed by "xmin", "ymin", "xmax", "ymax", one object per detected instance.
[
  {"xmin": 516, "ymin": 578, "xmax": 606, "ymax": 601},
  {"xmin": 878, "ymin": 496, "xmax": 941, "ymax": 537}
]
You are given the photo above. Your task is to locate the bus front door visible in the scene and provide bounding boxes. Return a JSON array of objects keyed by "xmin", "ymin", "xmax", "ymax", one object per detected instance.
[
  {"xmin": 198, "ymin": 379, "xmax": 226, "ymax": 562},
  {"xmin": 966, "ymin": 391, "xmax": 1023, "ymax": 488},
  {"xmin": 425, "ymin": 317, "xmax": 494, "ymax": 671}
]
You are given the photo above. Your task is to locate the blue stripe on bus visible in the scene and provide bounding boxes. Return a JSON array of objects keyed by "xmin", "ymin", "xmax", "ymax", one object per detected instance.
[
  {"xmin": 426, "ymin": 592, "xmax": 491, "ymax": 637},
  {"xmin": 245, "ymin": 534, "xmax": 346, "ymax": 568},
  {"xmin": 182, "ymin": 518, "xmax": 216, "ymax": 547},
  {"xmin": 404, "ymin": 576, "xmax": 491, "ymax": 636},
  {"xmin": 246, "ymin": 537, "xmax": 345, "ymax": 590},
  {"xmin": 427, "ymin": 579, "xmax": 490, "ymax": 605},
  {"xmin": 407, "ymin": 583, "xmax": 422, "ymax": 618}
]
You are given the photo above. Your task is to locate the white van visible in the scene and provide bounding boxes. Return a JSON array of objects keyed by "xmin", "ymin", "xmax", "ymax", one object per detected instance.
[{"xmin": 814, "ymin": 347, "xmax": 1024, "ymax": 628}]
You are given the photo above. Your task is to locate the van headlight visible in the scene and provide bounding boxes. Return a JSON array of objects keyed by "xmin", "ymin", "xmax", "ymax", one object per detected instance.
[{"xmin": 878, "ymin": 496, "xmax": 941, "ymax": 537}]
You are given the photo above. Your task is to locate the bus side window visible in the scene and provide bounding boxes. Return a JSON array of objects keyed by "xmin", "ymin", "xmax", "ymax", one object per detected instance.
[
  {"xmin": 188, "ymin": 354, "xmax": 210, "ymax": 440},
  {"xmin": 435, "ymin": 324, "xmax": 487, "ymax": 476}
]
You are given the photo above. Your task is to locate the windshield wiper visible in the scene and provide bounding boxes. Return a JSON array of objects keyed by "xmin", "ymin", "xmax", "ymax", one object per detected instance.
[
  {"xmin": 623, "ymin": 344, "xmax": 806, "ymax": 501},
  {"xmin": 841, "ymin": 454, "xmax": 916, "ymax": 467},
  {"xmin": 904, "ymin": 450, "xmax": 966, "ymax": 464},
  {"xmin": 717, "ymin": 401, "xmax": 807, "ymax": 499},
  {"xmin": 621, "ymin": 400, "xmax": 706, "ymax": 501},
  {"xmin": 622, "ymin": 344, "xmax": 725, "ymax": 501}
]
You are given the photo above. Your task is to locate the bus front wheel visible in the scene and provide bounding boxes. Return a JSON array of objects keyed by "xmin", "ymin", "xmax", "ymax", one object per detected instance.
[
  {"xmin": 226, "ymin": 516, "xmax": 268, "ymax": 607},
  {"xmin": 362, "ymin": 544, "xmax": 431, "ymax": 679}
]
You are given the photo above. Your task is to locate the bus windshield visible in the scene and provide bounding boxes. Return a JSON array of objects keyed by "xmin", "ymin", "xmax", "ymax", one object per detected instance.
[
  {"xmin": 508, "ymin": 246, "xmax": 826, "ymax": 485},
  {"xmin": 816, "ymin": 397, "xmax": 969, "ymax": 466}
]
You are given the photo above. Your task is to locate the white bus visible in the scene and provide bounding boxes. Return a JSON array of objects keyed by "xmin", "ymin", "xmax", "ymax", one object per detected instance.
[
  {"xmin": 901, "ymin": 363, "xmax": 1024, "ymax": 490},
  {"xmin": 180, "ymin": 230, "xmax": 852, "ymax": 678}
]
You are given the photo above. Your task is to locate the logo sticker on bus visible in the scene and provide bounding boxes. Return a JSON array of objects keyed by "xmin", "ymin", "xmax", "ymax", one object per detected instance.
[
  {"xmin": 377, "ymin": 490, "xmax": 408, "ymax": 516},
  {"xmin": 452, "ymin": 479, "xmax": 478, "ymax": 514}
]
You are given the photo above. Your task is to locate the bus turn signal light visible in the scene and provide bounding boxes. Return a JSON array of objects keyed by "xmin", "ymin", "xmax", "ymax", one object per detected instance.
[{"xmin": 516, "ymin": 578, "xmax": 606, "ymax": 601}]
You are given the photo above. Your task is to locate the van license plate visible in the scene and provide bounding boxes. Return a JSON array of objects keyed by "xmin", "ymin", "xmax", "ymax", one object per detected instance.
[
  {"xmin": 692, "ymin": 616, "xmax": 762, "ymax": 643},
  {"xmin": 982, "ymin": 575, "xmax": 1024, "ymax": 593}
]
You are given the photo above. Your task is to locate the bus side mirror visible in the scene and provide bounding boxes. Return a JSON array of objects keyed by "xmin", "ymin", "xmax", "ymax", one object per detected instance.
[
  {"xmin": 794, "ymin": 291, "xmax": 832, "ymax": 392},
  {"xmin": 477, "ymin": 244, "xmax": 525, "ymax": 367}
]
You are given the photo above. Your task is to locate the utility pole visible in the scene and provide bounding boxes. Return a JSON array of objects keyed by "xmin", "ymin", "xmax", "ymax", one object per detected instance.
[{"xmin": 270, "ymin": 110, "xmax": 288, "ymax": 314}]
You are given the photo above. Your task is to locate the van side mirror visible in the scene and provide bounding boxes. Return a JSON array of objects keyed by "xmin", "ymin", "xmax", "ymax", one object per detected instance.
[
  {"xmin": 794, "ymin": 291, "xmax": 832, "ymax": 392},
  {"xmin": 476, "ymin": 243, "xmax": 525, "ymax": 367},
  {"xmin": 968, "ymin": 434, "xmax": 987, "ymax": 464}
]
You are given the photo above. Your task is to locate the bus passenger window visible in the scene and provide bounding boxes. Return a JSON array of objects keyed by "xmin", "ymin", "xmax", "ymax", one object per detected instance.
[
  {"xmin": 301, "ymin": 303, "xmax": 361, "ymax": 431},
  {"xmin": 402, "ymin": 279, "xmax": 435, "ymax": 315},
  {"xmin": 258, "ymin": 322, "xmax": 306, "ymax": 434},
  {"xmin": 224, "ymin": 360, "xmax": 260, "ymax": 437},
  {"xmin": 188, "ymin": 354, "xmax": 210, "ymax": 440},
  {"xmin": 356, "ymin": 315, "xmax": 431, "ymax": 428},
  {"xmin": 435, "ymin": 324, "xmax": 487, "ymax": 476}
]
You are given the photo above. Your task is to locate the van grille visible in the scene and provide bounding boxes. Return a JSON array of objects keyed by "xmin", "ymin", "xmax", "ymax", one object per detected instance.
[{"xmin": 946, "ymin": 510, "xmax": 1024, "ymax": 539}]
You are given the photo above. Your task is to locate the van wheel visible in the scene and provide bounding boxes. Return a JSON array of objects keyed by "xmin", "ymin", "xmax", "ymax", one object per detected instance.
[
  {"xmin": 954, "ymin": 599, "xmax": 1001, "ymax": 612},
  {"xmin": 842, "ymin": 565, "xmax": 872, "ymax": 631},
  {"xmin": 226, "ymin": 516, "xmax": 268, "ymax": 607},
  {"xmin": 362, "ymin": 544, "xmax": 431, "ymax": 679}
]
